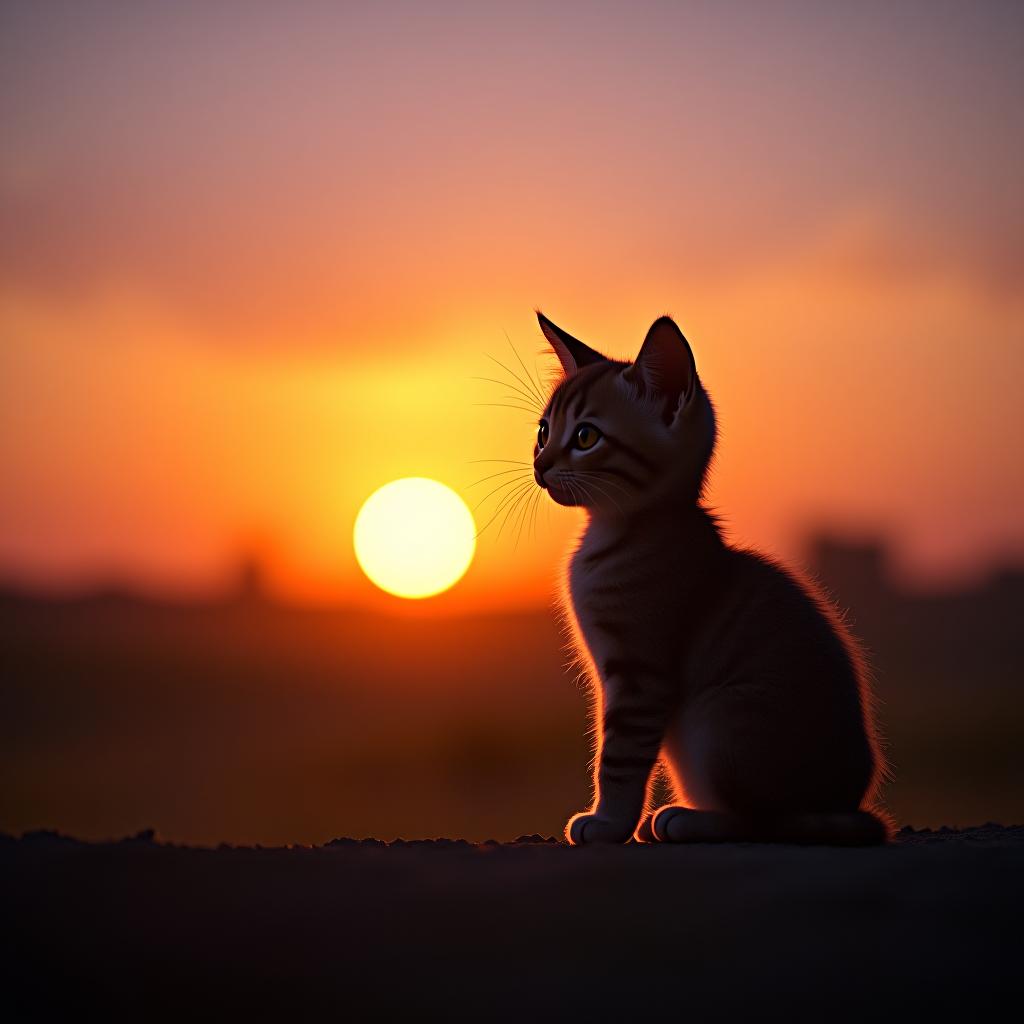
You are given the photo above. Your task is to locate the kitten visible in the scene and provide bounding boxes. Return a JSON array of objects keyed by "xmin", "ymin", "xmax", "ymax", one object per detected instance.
[{"xmin": 534, "ymin": 312, "xmax": 890, "ymax": 845}]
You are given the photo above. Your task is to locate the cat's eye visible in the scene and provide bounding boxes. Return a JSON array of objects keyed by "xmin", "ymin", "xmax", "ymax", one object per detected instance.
[
  {"xmin": 537, "ymin": 420, "xmax": 550, "ymax": 449},
  {"xmin": 574, "ymin": 423, "xmax": 601, "ymax": 450}
]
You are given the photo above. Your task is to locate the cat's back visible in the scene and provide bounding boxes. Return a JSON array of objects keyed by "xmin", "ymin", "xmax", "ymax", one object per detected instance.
[
  {"xmin": 690, "ymin": 544, "xmax": 868, "ymax": 704},
  {"xmin": 568, "ymin": 514, "xmax": 867, "ymax": 698}
]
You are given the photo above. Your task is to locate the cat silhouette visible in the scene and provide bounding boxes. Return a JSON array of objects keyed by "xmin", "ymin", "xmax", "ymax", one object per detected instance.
[{"xmin": 534, "ymin": 312, "xmax": 890, "ymax": 844}]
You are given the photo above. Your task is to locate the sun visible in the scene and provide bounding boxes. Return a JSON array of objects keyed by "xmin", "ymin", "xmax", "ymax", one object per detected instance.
[{"xmin": 353, "ymin": 478, "xmax": 477, "ymax": 599}]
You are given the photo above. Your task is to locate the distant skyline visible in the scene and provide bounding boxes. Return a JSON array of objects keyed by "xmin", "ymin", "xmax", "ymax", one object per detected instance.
[{"xmin": 2, "ymin": 1, "xmax": 1022, "ymax": 607}]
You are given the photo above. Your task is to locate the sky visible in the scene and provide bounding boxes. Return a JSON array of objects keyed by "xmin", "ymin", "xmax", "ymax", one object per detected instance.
[{"xmin": 1, "ymin": 0, "xmax": 1022, "ymax": 609}]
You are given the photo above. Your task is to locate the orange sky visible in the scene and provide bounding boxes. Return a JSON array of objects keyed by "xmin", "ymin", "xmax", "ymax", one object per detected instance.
[{"xmin": 1, "ymin": 1, "xmax": 1022, "ymax": 609}]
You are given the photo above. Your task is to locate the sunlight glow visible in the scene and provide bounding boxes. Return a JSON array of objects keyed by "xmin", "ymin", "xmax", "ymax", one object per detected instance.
[{"xmin": 353, "ymin": 478, "xmax": 476, "ymax": 599}]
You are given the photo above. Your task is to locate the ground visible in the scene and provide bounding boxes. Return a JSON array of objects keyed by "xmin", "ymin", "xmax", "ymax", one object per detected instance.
[{"xmin": 3, "ymin": 825, "xmax": 1021, "ymax": 1020}]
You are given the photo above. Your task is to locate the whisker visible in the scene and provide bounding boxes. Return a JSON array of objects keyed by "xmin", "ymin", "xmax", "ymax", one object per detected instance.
[
  {"xmin": 560, "ymin": 475, "xmax": 585, "ymax": 507},
  {"xmin": 571, "ymin": 469, "xmax": 632, "ymax": 494},
  {"xmin": 519, "ymin": 487, "xmax": 540, "ymax": 547},
  {"xmin": 476, "ymin": 480, "xmax": 533, "ymax": 538},
  {"xmin": 520, "ymin": 487, "xmax": 542, "ymax": 547},
  {"xmin": 467, "ymin": 459, "xmax": 531, "ymax": 466},
  {"xmin": 495, "ymin": 391, "xmax": 540, "ymax": 406},
  {"xmin": 493, "ymin": 479, "xmax": 533, "ymax": 513},
  {"xmin": 504, "ymin": 333, "xmax": 547, "ymax": 408},
  {"xmin": 516, "ymin": 485, "xmax": 540, "ymax": 548},
  {"xmin": 565, "ymin": 473, "xmax": 604, "ymax": 502},
  {"xmin": 572, "ymin": 470, "xmax": 633, "ymax": 497},
  {"xmin": 496, "ymin": 484, "xmax": 532, "ymax": 542},
  {"xmin": 477, "ymin": 487, "xmax": 528, "ymax": 544},
  {"xmin": 473, "ymin": 373, "xmax": 541, "ymax": 412},
  {"xmin": 525, "ymin": 489, "xmax": 541, "ymax": 547},
  {"xmin": 567, "ymin": 479, "xmax": 590, "ymax": 506},
  {"xmin": 485, "ymin": 353, "xmax": 546, "ymax": 409},
  {"xmin": 567, "ymin": 473, "xmax": 625, "ymax": 516},
  {"xmin": 467, "ymin": 467, "xmax": 532, "ymax": 488},
  {"xmin": 571, "ymin": 479, "xmax": 606, "ymax": 515},
  {"xmin": 528, "ymin": 487, "xmax": 543, "ymax": 541},
  {"xmin": 473, "ymin": 473, "xmax": 532, "ymax": 511},
  {"xmin": 511, "ymin": 488, "xmax": 533, "ymax": 551},
  {"xmin": 472, "ymin": 403, "xmax": 541, "ymax": 416}
]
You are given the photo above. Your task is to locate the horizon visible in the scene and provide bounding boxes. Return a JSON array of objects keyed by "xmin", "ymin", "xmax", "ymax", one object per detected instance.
[{"xmin": 2, "ymin": 527, "xmax": 1023, "ymax": 616}]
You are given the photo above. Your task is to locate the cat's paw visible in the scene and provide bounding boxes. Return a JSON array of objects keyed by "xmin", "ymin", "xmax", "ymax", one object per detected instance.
[{"xmin": 566, "ymin": 812, "xmax": 635, "ymax": 845}]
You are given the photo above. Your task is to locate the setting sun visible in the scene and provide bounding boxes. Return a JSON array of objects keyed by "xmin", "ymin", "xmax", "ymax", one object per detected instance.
[{"xmin": 353, "ymin": 478, "xmax": 476, "ymax": 599}]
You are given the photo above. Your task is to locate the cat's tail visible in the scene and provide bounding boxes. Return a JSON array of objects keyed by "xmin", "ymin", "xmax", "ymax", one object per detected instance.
[{"xmin": 770, "ymin": 808, "xmax": 894, "ymax": 846}]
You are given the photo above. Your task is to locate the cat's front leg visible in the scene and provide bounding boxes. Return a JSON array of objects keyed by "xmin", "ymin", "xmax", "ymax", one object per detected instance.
[{"xmin": 566, "ymin": 668, "xmax": 673, "ymax": 845}]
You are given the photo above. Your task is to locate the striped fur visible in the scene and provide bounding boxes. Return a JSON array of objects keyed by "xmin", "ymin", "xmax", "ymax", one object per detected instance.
[{"xmin": 534, "ymin": 313, "xmax": 890, "ymax": 846}]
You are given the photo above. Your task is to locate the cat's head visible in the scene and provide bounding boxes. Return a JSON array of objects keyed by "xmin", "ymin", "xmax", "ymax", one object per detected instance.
[{"xmin": 533, "ymin": 312, "xmax": 716, "ymax": 515}]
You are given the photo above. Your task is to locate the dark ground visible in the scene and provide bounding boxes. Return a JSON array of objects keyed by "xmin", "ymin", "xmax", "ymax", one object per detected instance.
[{"xmin": 3, "ymin": 825, "xmax": 1022, "ymax": 1021}]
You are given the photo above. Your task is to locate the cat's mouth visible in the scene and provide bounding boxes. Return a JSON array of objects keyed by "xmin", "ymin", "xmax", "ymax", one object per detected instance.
[{"xmin": 545, "ymin": 482, "xmax": 579, "ymax": 507}]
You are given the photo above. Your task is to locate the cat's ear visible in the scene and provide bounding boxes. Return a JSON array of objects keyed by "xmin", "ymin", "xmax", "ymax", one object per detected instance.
[
  {"xmin": 537, "ymin": 311, "xmax": 607, "ymax": 376},
  {"xmin": 625, "ymin": 316, "xmax": 697, "ymax": 422}
]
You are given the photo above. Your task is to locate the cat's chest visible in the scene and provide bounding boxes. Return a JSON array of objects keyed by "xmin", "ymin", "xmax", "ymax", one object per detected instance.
[{"xmin": 568, "ymin": 529, "xmax": 676, "ymax": 639}]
